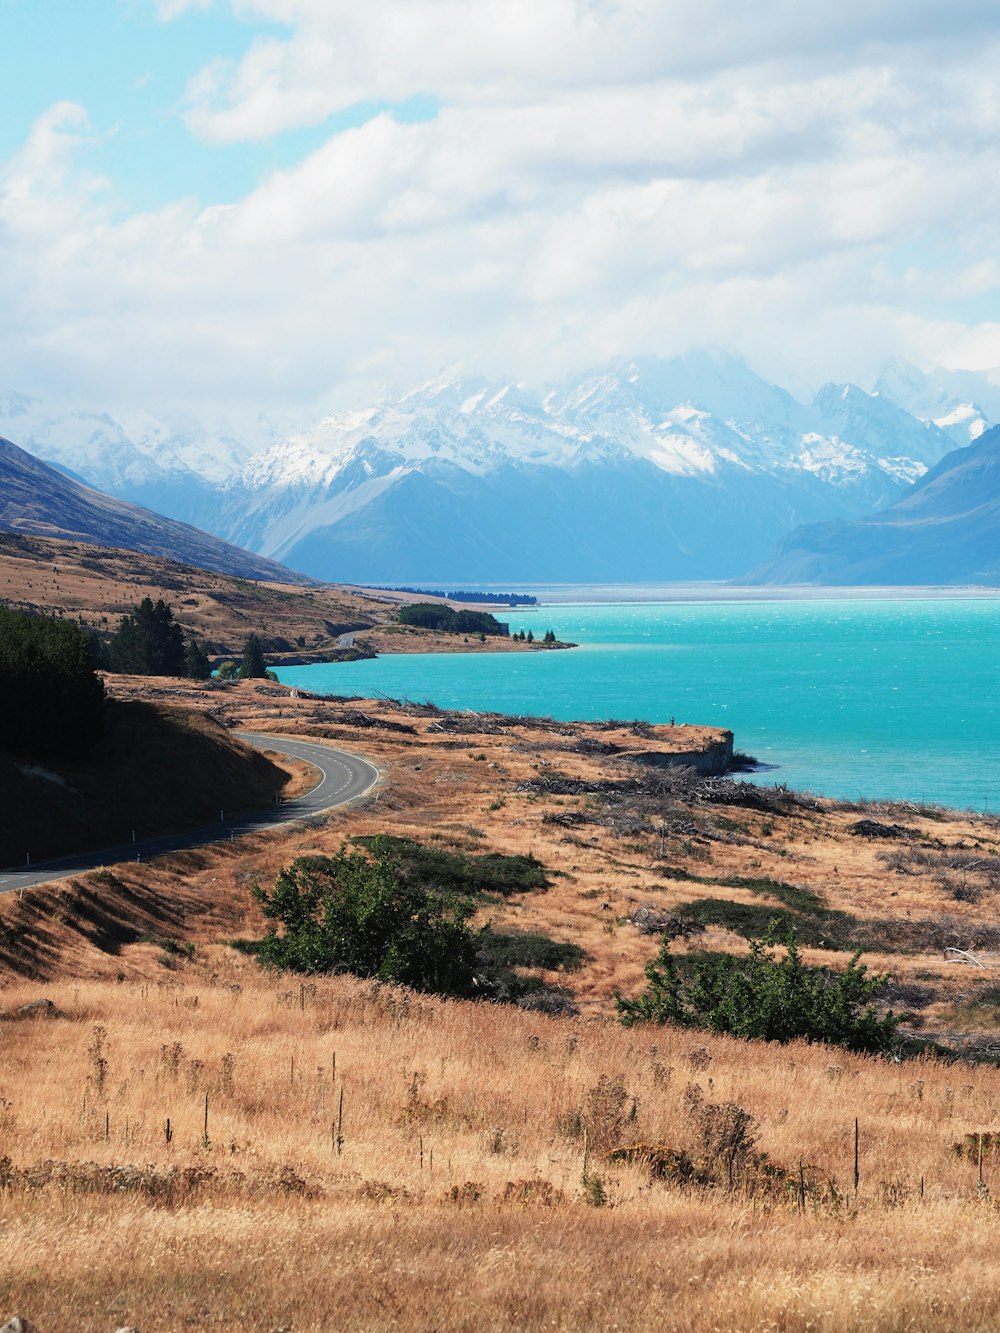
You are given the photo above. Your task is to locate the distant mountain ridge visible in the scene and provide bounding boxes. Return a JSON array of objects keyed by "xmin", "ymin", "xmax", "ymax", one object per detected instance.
[
  {"xmin": 0, "ymin": 436, "xmax": 310, "ymax": 584},
  {"xmin": 6, "ymin": 352, "xmax": 999, "ymax": 583},
  {"xmin": 745, "ymin": 425, "xmax": 1000, "ymax": 586}
]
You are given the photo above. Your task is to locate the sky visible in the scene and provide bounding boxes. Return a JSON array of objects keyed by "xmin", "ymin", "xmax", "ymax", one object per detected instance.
[{"xmin": 3, "ymin": 0, "xmax": 1000, "ymax": 417}]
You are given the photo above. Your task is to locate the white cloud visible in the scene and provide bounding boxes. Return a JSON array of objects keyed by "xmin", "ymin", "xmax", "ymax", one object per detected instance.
[
  {"xmin": 182, "ymin": 1, "xmax": 1000, "ymax": 141},
  {"xmin": 4, "ymin": 3, "xmax": 1000, "ymax": 411},
  {"xmin": 154, "ymin": 0, "xmax": 213, "ymax": 20}
]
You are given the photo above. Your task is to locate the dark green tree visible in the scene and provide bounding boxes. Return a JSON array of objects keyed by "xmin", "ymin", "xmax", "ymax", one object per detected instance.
[
  {"xmin": 252, "ymin": 844, "xmax": 477, "ymax": 996},
  {"xmin": 616, "ymin": 932, "xmax": 899, "ymax": 1055},
  {"xmin": 396, "ymin": 604, "xmax": 508, "ymax": 637},
  {"xmin": 107, "ymin": 598, "xmax": 185, "ymax": 676},
  {"xmin": 0, "ymin": 607, "xmax": 105, "ymax": 757},
  {"xmin": 238, "ymin": 634, "xmax": 268, "ymax": 679},
  {"xmin": 183, "ymin": 638, "xmax": 212, "ymax": 680}
]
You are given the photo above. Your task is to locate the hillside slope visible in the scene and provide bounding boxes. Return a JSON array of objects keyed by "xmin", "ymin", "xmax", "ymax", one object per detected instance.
[
  {"xmin": 0, "ymin": 700, "xmax": 288, "ymax": 867},
  {"xmin": 3, "ymin": 684, "xmax": 1000, "ymax": 1329},
  {"xmin": 0, "ymin": 532, "xmax": 381, "ymax": 659},
  {"xmin": 0, "ymin": 533, "xmax": 568, "ymax": 662},
  {"xmin": 745, "ymin": 425, "xmax": 1000, "ymax": 584},
  {"xmin": 0, "ymin": 435, "xmax": 309, "ymax": 584}
]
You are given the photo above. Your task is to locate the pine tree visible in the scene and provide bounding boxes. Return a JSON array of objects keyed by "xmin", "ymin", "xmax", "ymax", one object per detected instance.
[
  {"xmin": 0, "ymin": 607, "xmax": 105, "ymax": 757},
  {"xmin": 183, "ymin": 638, "xmax": 212, "ymax": 680},
  {"xmin": 238, "ymin": 633, "xmax": 268, "ymax": 679},
  {"xmin": 107, "ymin": 598, "xmax": 185, "ymax": 676}
]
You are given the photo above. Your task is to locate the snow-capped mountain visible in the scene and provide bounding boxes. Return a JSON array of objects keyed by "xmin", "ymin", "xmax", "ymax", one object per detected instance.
[
  {"xmin": 4, "ymin": 351, "xmax": 996, "ymax": 583},
  {"xmin": 746, "ymin": 425, "xmax": 1000, "ymax": 587},
  {"xmin": 0, "ymin": 392, "xmax": 282, "ymax": 533},
  {"xmin": 871, "ymin": 357, "xmax": 993, "ymax": 445}
]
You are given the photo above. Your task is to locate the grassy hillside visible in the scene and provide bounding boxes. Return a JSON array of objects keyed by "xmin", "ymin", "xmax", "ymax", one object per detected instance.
[
  {"xmin": 0, "ymin": 531, "xmax": 382, "ymax": 660},
  {"xmin": 4, "ymin": 965, "xmax": 1000, "ymax": 1331},
  {"xmin": 4, "ymin": 681, "xmax": 1000, "ymax": 1329},
  {"xmin": 0, "ymin": 532, "xmax": 567, "ymax": 662},
  {"xmin": 0, "ymin": 700, "xmax": 288, "ymax": 867}
]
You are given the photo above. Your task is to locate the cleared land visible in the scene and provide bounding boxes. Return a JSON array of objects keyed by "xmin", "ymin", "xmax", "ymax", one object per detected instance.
[{"xmin": 3, "ymin": 677, "xmax": 1000, "ymax": 1329}]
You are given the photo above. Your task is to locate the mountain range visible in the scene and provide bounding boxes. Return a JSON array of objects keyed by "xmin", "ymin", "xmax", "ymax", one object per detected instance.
[
  {"xmin": 4, "ymin": 352, "xmax": 998, "ymax": 584},
  {"xmin": 747, "ymin": 425, "xmax": 1000, "ymax": 585},
  {"xmin": 0, "ymin": 436, "xmax": 307, "ymax": 584}
]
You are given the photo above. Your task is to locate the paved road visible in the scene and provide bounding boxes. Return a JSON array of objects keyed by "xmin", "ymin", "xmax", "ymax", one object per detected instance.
[{"xmin": 0, "ymin": 733, "xmax": 379, "ymax": 895}]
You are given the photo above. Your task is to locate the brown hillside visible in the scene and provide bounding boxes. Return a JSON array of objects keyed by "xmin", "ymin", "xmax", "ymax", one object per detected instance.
[
  {"xmin": 4, "ymin": 681, "xmax": 1000, "ymax": 1328},
  {"xmin": 0, "ymin": 532, "xmax": 570, "ymax": 661}
]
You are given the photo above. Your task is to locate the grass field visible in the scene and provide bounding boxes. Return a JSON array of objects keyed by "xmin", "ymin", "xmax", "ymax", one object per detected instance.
[
  {"xmin": 3, "ymin": 677, "xmax": 1000, "ymax": 1330},
  {"xmin": 4, "ymin": 966, "xmax": 1000, "ymax": 1331}
]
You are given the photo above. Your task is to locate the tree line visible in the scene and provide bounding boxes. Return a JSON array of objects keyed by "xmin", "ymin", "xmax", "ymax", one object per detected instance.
[
  {"xmin": 0, "ymin": 606, "xmax": 105, "ymax": 758},
  {"xmin": 92, "ymin": 597, "xmax": 211, "ymax": 678},
  {"xmin": 92, "ymin": 598, "xmax": 271, "ymax": 682},
  {"xmin": 512, "ymin": 629, "xmax": 558, "ymax": 643},
  {"xmin": 0, "ymin": 596, "xmax": 274, "ymax": 760},
  {"xmin": 375, "ymin": 586, "xmax": 537, "ymax": 606},
  {"xmin": 396, "ymin": 603, "xmax": 509, "ymax": 636}
]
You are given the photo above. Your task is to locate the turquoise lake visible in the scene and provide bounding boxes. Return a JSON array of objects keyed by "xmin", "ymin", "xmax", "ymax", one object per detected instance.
[{"xmin": 275, "ymin": 597, "xmax": 1000, "ymax": 812}]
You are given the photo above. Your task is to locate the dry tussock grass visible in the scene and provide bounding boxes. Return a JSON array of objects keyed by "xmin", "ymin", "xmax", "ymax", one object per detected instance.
[
  {"xmin": 0, "ymin": 532, "xmax": 567, "ymax": 666},
  {"xmin": 4, "ymin": 967, "xmax": 1000, "ymax": 1330}
]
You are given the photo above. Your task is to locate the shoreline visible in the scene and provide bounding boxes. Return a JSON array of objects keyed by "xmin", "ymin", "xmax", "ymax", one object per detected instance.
[{"xmin": 513, "ymin": 581, "xmax": 1000, "ymax": 605}]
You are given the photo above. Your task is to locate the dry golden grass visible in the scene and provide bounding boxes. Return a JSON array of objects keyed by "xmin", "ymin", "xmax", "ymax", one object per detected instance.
[
  {"xmin": 5, "ymin": 678, "xmax": 1000, "ymax": 1328},
  {"xmin": 4, "ymin": 965, "xmax": 1000, "ymax": 1331}
]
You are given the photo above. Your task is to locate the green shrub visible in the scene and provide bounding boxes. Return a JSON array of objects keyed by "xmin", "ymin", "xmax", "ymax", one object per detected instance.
[
  {"xmin": 252, "ymin": 844, "xmax": 477, "ymax": 997},
  {"xmin": 714, "ymin": 876, "xmax": 826, "ymax": 913},
  {"xmin": 682, "ymin": 897, "xmax": 856, "ymax": 950},
  {"xmin": 352, "ymin": 834, "xmax": 548, "ymax": 896},
  {"xmin": 616, "ymin": 932, "xmax": 899, "ymax": 1054},
  {"xmin": 478, "ymin": 928, "xmax": 586, "ymax": 972},
  {"xmin": 658, "ymin": 866, "xmax": 828, "ymax": 914}
]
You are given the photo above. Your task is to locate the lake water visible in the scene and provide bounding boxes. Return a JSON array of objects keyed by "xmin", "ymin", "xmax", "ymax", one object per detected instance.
[{"xmin": 275, "ymin": 596, "xmax": 1000, "ymax": 812}]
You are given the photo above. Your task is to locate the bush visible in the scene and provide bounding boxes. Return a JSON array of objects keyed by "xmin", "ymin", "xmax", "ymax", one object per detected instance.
[
  {"xmin": 478, "ymin": 928, "xmax": 585, "ymax": 971},
  {"xmin": 616, "ymin": 932, "xmax": 899, "ymax": 1054},
  {"xmin": 252, "ymin": 844, "xmax": 477, "ymax": 997},
  {"xmin": 682, "ymin": 897, "xmax": 857, "ymax": 950},
  {"xmin": 352, "ymin": 834, "xmax": 548, "ymax": 896}
]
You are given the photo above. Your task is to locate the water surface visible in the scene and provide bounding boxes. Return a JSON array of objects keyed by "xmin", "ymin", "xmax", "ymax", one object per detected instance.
[{"xmin": 276, "ymin": 597, "xmax": 1000, "ymax": 811}]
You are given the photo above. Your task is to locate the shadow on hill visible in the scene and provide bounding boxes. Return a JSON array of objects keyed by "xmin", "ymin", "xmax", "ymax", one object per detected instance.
[{"xmin": 0, "ymin": 700, "xmax": 288, "ymax": 868}]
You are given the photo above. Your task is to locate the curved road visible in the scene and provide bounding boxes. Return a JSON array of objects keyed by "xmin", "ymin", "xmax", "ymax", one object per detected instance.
[{"xmin": 0, "ymin": 733, "xmax": 379, "ymax": 896}]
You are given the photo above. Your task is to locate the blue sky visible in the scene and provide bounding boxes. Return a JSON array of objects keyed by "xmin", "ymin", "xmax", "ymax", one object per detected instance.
[
  {"xmin": 2, "ymin": 0, "xmax": 1000, "ymax": 413},
  {"xmin": 1, "ymin": 0, "xmax": 435, "ymax": 211}
]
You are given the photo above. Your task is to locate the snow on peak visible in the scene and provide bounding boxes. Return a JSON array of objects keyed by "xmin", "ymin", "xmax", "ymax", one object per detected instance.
[
  {"xmin": 1, "ymin": 352, "xmax": 978, "ymax": 538},
  {"xmin": 873, "ymin": 357, "xmax": 991, "ymax": 444}
]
